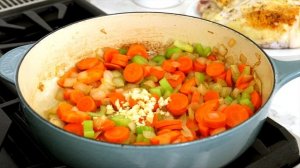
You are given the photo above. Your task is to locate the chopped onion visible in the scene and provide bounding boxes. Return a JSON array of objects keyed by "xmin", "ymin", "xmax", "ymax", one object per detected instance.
[
  {"xmin": 128, "ymin": 122, "xmax": 136, "ymax": 133},
  {"xmin": 90, "ymin": 88, "xmax": 106, "ymax": 100},
  {"xmin": 55, "ymin": 88, "xmax": 64, "ymax": 101},
  {"xmin": 63, "ymin": 77, "xmax": 77, "ymax": 87},
  {"xmin": 73, "ymin": 81, "xmax": 92, "ymax": 95},
  {"xmin": 48, "ymin": 114, "xmax": 64, "ymax": 128},
  {"xmin": 112, "ymin": 77, "xmax": 125, "ymax": 87},
  {"xmin": 218, "ymin": 44, "xmax": 228, "ymax": 56}
]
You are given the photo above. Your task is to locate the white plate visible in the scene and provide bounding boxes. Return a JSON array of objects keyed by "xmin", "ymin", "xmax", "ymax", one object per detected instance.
[{"xmin": 185, "ymin": 1, "xmax": 300, "ymax": 60}]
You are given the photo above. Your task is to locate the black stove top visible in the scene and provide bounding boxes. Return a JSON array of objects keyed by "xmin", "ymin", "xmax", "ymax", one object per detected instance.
[{"xmin": 0, "ymin": 0, "xmax": 299, "ymax": 168}]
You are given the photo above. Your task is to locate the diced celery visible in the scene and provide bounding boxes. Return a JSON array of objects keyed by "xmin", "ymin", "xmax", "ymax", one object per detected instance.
[
  {"xmin": 194, "ymin": 43, "xmax": 211, "ymax": 57},
  {"xmin": 165, "ymin": 47, "xmax": 182, "ymax": 59},
  {"xmin": 239, "ymin": 98, "xmax": 254, "ymax": 110},
  {"xmin": 145, "ymin": 75, "xmax": 158, "ymax": 83},
  {"xmin": 136, "ymin": 134, "xmax": 150, "ymax": 143},
  {"xmin": 231, "ymin": 88, "xmax": 241, "ymax": 98},
  {"xmin": 211, "ymin": 83, "xmax": 222, "ymax": 93},
  {"xmin": 173, "ymin": 40, "xmax": 194, "ymax": 53},
  {"xmin": 241, "ymin": 92, "xmax": 250, "ymax": 99},
  {"xmin": 163, "ymin": 89, "xmax": 172, "ymax": 98},
  {"xmin": 83, "ymin": 120, "xmax": 94, "ymax": 139},
  {"xmin": 142, "ymin": 80, "xmax": 156, "ymax": 89},
  {"xmin": 159, "ymin": 77, "xmax": 173, "ymax": 93},
  {"xmin": 112, "ymin": 70, "xmax": 122, "ymax": 78},
  {"xmin": 99, "ymin": 105, "xmax": 107, "ymax": 114},
  {"xmin": 230, "ymin": 65, "xmax": 240, "ymax": 82},
  {"xmin": 149, "ymin": 86, "xmax": 162, "ymax": 97},
  {"xmin": 119, "ymin": 48, "xmax": 127, "ymax": 55},
  {"xmin": 131, "ymin": 55, "xmax": 148, "ymax": 64},
  {"xmin": 224, "ymin": 96, "xmax": 233, "ymax": 104},
  {"xmin": 243, "ymin": 85, "xmax": 254, "ymax": 94},
  {"xmin": 110, "ymin": 115, "xmax": 132, "ymax": 126},
  {"xmin": 241, "ymin": 66, "xmax": 251, "ymax": 75},
  {"xmin": 151, "ymin": 55, "xmax": 166, "ymax": 65},
  {"xmin": 112, "ymin": 77, "xmax": 125, "ymax": 87},
  {"xmin": 195, "ymin": 72, "xmax": 206, "ymax": 84},
  {"xmin": 136, "ymin": 126, "xmax": 154, "ymax": 134},
  {"xmin": 221, "ymin": 87, "xmax": 232, "ymax": 98},
  {"xmin": 88, "ymin": 112, "xmax": 104, "ymax": 117}
]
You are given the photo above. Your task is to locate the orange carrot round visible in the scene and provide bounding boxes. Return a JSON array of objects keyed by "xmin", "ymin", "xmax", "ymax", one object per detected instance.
[
  {"xmin": 206, "ymin": 62, "xmax": 225, "ymax": 77},
  {"xmin": 150, "ymin": 67, "xmax": 166, "ymax": 80},
  {"xmin": 127, "ymin": 44, "xmax": 148, "ymax": 59},
  {"xmin": 177, "ymin": 56, "xmax": 193, "ymax": 73},
  {"xmin": 103, "ymin": 47, "xmax": 119, "ymax": 63},
  {"xmin": 64, "ymin": 123, "xmax": 83, "ymax": 136},
  {"xmin": 179, "ymin": 78, "xmax": 196, "ymax": 95},
  {"xmin": 166, "ymin": 93, "xmax": 189, "ymax": 116},
  {"xmin": 162, "ymin": 59, "xmax": 177, "ymax": 73},
  {"xmin": 104, "ymin": 126, "xmax": 130, "ymax": 144},
  {"xmin": 111, "ymin": 53, "xmax": 129, "ymax": 67},
  {"xmin": 251, "ymin": 91, "xmax": 262, "ymax": 110},
  {"xmin": 195, "ymin": 99, "xmax": 219, "ymax": 123},
  {"xmin": 76, "ymin": 57, "xmax": 100, "ymax": 70},
  {"xmin": 167, "ymin": 71, "xmax": 185, "ymax": 88},
  {"xmin": 224, "ymin": 104, "xmax": 249, "ymax": 128},
  {"xmin": 76, "ymin": 96, "xmax": 97, "ymax": 112},
  {"xmin": 203, "ymin": 111, "xmax": 226, "ymax": 128},
  {"xmin": 123, "ymin": 63, "xmax": 144, "ymax": 83},
  {"xmin": 69, "ymin": 90, "xmax": 85, "ymax": 105},
  {"xmin": 104, "ymin": 62, "xmax": 122, "ymax": 70},
  {"xmin": 193, "ymin": 59, "xmax": 206, "ymax": 72},
  {"xmin": 203, "ymin": 90, "xmax": 219, "ymax": 102}
]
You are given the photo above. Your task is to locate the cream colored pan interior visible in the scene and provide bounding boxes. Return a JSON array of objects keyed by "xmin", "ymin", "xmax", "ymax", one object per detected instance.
[{"xmin": 17, "ymin": 13, "xmax": 274, "ymax": 118}]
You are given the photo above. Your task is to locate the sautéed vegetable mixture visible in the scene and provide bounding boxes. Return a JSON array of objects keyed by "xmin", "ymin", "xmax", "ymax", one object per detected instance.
[{"xmin": 49, "ymin": 40, "xmax": 262, "ymax": 145}]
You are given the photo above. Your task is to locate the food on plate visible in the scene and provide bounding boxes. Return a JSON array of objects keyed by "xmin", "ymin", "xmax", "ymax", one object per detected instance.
[
  {"xmin": 48, "ymin": 40, "xmax": 262, "ymax": 145},
  {"xmin": 198, "ymin": 0, "xmax": 300, "ymax": 48}
]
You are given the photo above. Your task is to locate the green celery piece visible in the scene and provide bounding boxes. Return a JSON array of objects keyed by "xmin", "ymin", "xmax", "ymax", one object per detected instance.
[
  {"xmin": 84, "ymin": 130, "xmax": 95, "ymax": 139},
  {"xmin": 159, "ymin": 77, "xmax": 173, "ymax": 93},
  {"xmin": 110, "ymin": 115, "xmax": 132, "ymax": 126},
  {"xmin": 149, "ymin": 87, "xmax": 162, "ymax": 97},
  {"xmin": 165, "ymin": 47, "xmax": 182, "ymax": 59},
  {"xmin": 224, "ymin": 96, "xmax": 233, "ymax": 104},
  {"xmin": 151, "ymin": 55, "xmax": 166, "ymax": 65},
  {"xmin": 136, "ymin": 134, "xmax": 150, "ymax": 143},
  {"xmin": 194, "ymin": 43, "xmax": 204, "ymax": 56},
  {"xmin": 136, "ymin": 126, "xmax": 154, "ymax": 134},
  {"xmin": 244, "ymin": 85, "xmax": 254, "ymax": 94},
  {"xmin": 241, "ymin": 92, "xmax": 250, "ymax": 99},
  {"xmin": 131, "ymin": 55, "xmax": 148, "ymax": 64},
  {"xmin": 239, "ymin": 98, "xmax": 254, "ymax": 110},
  {"xmin": 203, "ymin": 47, "xmax": 211, "ymax": 57},
  {"xmin": 83, "ymin": 120, "xmax": 95, "ymax": 139},
  {"xmin": 241, "ymin": 66, "xmax": 251, "ymax": 75},
  {"xmin": 163, "ymin": 89, "xmax": 172, "ymax": 98},
  {"xmin": 88, "ymin": 112, "xmax": 103, "ymax": 117},
  {"xmin": 112, "ymin": 77, "xmax": 125, "ymax": 87},
  {"xmin": 211, "ymin": 83, "xmax": 222, "ymax": 93},
  {"xmin": 174, "ymin": 40, "xmax": 194, "ymax": 53},
  {"xmin": 119, "ymin": 48, "xmax": 127, "ymax": 55},
  {"xmin": 230, "ymin": 65, "xmax": 240, "ymax": 82},
  {"xmin": 99, "ymin": 105, "xmax": 107, "ymax": 114},
  {"xmin": 195, "ymin": 72, "xmax": 206, "ymax": 85}
]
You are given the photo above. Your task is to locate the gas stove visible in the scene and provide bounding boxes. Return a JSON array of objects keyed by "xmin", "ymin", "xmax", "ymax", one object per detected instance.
[{"xmin": 0, "ymin": 0, "xmax": 299, "ymax": 168}]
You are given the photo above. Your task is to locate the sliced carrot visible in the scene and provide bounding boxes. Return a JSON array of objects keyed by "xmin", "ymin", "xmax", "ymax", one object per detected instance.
[
  {"xmin": 191, "ymin": 91, "xmax": 201, "ymax": 103},
  {"xmin": 225, "ymin": 69, "xmax": 233, "ymax": 87},
  {"xmin": 203, "ymin": 90, "xmax": 219, "ymax": 102},
  {"xmin": 186, "ymin": 118, "xmax": 198, "ymax": 131},
  {"xmin": 242, "ymin": 105, "xmax": 254, "ymax": 116},
  {"xmin": 108, "ymin": 92, "xmax": 125, "ymax": 106},
  {"xmin": 76, "ymin": 96, "xmax": 97, "ymax": 112},
  {"xmin": 57, "ymin": 102, "xmax": 73, "ymax": 118},
  {"xmin": 150, "ymin": 67, "xmax": 165, "ymax": 80},
  {"xmin": 103, "ymin": 47, "xmax": 119, "ymax": 63},
  {"xmin": 154, "ymin": 119, "xmax": 182, "ymax": 129},
  {"xmin": 166, "ymin": 93, "xmax": 189, "ymax": 116},
  {"xmin": 76, "ymin": 57, "xmax": 100, "ymax": 70},
  {"xmin": 94, "ymin": 118, "xmax": 116, "ymax": 131},
  {"xmin": 123, "ymin": 63, "xmax": 144, "ymax": 83},
  {"xmin": 251, "ymin": 90, "xmax": 262, "ymax": 110},
  {"xmin": 178, "ymin": 56, "xmax": 193, "ymax": 73},
  {"xmin": 150, "ymin": 131, "xmax": 181, "ymax": 145},
  {"xmin": 127, "ymin": 44, "xmax": 148, "ymax": 59},
  {"xmin": 69, "ymin": 90, "xmax": 85, "ymax": 105},
  {"xmin": 203, "ymin": 111, "xmax": 226, "ymax": 128},
  {"xmin": 64, "ymin": 123, "xmax": 83, "ymax": 136},
  {"xmin": 198, "ymin": 122, "xmax": 209, "ymax": 137},
  {"xmin": 94, "ymin": 99, "xmax": 102, "ymax": 107},
  {"xmin": 157, "ymin": 129, "xmax": 172, "ymax": 135},
  {"xmin": 162, "ymin": 59, "xmax": 177, "ymax": 73},
  {"xmin": 195, "ymin": 99, "xmax": 219, "ymax": 123},
  {"xmin": 159, "ymin": 124, "xmax": 182, "ymax": 130},
  {"xmin": 78, "ymin": 63, "xmax": 105, "ymax": 84},
  {"xmin": 236, "ymin": 75, "xmax": 253, "ymax": 90},
  {"xmin": 210, "ymin": 127, "xmax": 226, "ymax": 136},
  {"xmin": 104, "ymin": 62, "xmax": 122, "ymax": 70},
  {"xmin": 61, "ymin": 110, "xmax": 91, "ymax": 124},
  {"xmin": 207, "ymin": 55, "xmax": 217, "ymax": 61},
  {"xmin": 104, "ymin": 126, "xmax": 130, "ymax": 144},
  {"xmin": 238, "ymin": 63, "xmax": 247, "ymax": 73},
  {"xmin": 111, "ymin": 53, "xmax": 129, "ymax": 67},
  {"xmin": 193, "ymin": 59, "xmax": 206, "ymax": 72},
  {"xmin": 63, "ymin": 88, "xmax": 73, "ymax": 100},
  {"xmin": 214, "ymin": 71, "xmax": 226, "ymax": 81},
  {"xmin": 224, "ymin": 104, "xmax": 249, "ymax": 128},
  {"xmin": 152, "ymin": 113, "xmax": 159, "ymax": 126},
  {"xmin": 179, "ymin": 78, "xmax": 196, "ymax": 95},
  {"xmin": 167, "ymin": 71, "xmax": 185, "ymax": 88},
  {"xmin": 206, "ymin": 62, "xmax": 225, "ymax": 77}
]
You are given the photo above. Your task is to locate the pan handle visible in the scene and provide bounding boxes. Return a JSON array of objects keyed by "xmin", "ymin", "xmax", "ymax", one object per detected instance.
[
  {"xmin": 0, "ymin": 44, "xmax": 34, "ymax": 85},
  {"xmin": 270, "ymin": 57, "xmax": 300, "ymax": 90}
]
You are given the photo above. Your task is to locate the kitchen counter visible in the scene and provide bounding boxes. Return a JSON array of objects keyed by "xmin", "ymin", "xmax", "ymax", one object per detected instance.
[{"xmin": 88, "ymin": 0, "xmax": 300, "ymax": 144}]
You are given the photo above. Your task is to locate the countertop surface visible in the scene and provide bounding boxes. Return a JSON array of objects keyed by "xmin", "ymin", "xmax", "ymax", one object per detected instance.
[{"xmin": 88, "ymin": 0, "xmax": 300, "ymax": 141}]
